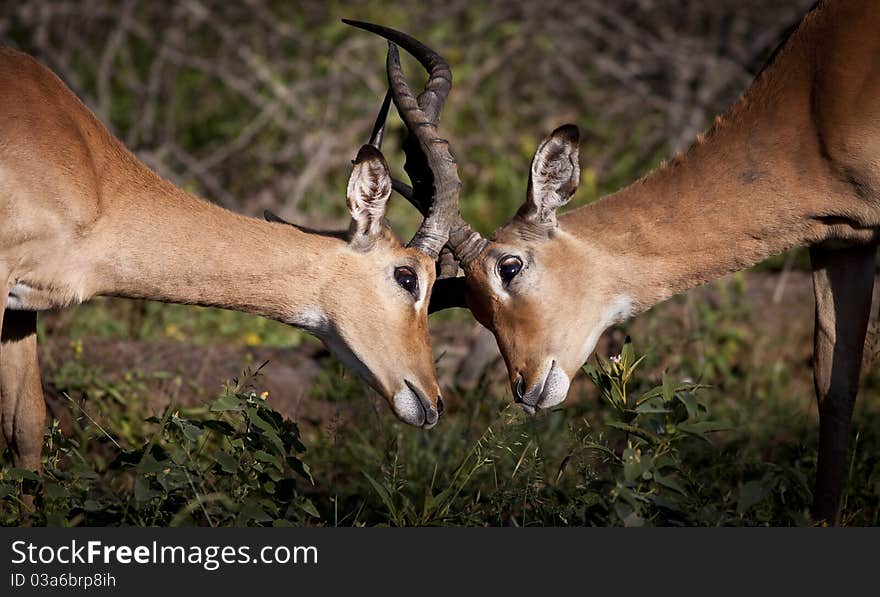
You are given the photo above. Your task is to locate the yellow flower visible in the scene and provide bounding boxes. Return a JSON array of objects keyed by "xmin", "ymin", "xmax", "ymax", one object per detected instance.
[
  {"xmin": 164, "ymin": 324, "xmax": 185, "ymax": 341},
  {"xmin": 260, "ymin": 391, "xmax": 269, "ymax": 400},
  {"xmin": 581, "ymin": 167, "xmax": 598, "ymax": 194},
  {"xmin": 244, "ymin": 332, "xmax": 262, "ymax": 346}
]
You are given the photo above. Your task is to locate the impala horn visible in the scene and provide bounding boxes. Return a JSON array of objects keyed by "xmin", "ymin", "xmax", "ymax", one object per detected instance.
[{"xmin": 343, "ymin": 20, "xmax": 487, "ymax": 268}]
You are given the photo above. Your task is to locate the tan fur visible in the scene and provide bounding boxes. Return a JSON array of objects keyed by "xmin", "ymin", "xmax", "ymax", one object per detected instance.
[
  {"xmin": 0, "ymin": 46, "xmax": 443, "ymax": 473},
  {"xmin": 460, "ymin": 0, "xmax": 880, "ymax": 522}
]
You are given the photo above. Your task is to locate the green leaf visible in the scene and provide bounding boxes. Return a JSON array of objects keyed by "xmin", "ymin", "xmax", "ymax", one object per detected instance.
[
  {"xmin": 636, "ymin": 386, "xmax": 662, "ymax": 403},
  {"xmin": 137, "ymin": 453, "xmax": 165, "ymax": 475},
  {"xmin": 238, "ymin": 499, "xmax": 273, "ymax": 524},
  {"xmin": 8, "ymin": 468, "xmax": 41, "ymax": 482},
  {"xmin": 652, "ymin": 495, "xmax": 685, "ymax": 513},
  {"xmin": 299, "ymin": 499, "xmax": 321, "ymax": 518},
  {"xmin": 248, "ymin": 407, "xmax": 278, "ymax": 433},
  {"xmin": 254, "ymin": 450, "xmax": 283, "ymax": 470},
  {"xmin": 288, "ymin": 458, "xmax": 314, "ymax": 484},
  {"xmin": 623, "ymin": 356, "xmax": 646, "ymax": 381},
  {"xmin": 675, "ymin": 392, "xmax": 699, "ymax": 420},
  {"xmin": 654, "ymin": 473, "xmax": 687, "ymax": 496},
  {"xmin": 282, "ymin": 426, "xmax": 307, "ymax": 453},
  {"xmin": 621, "ymin": 337, "xmax": 635, "ymax": 366},
  {"xmin": 213, "ymin": 452, "xmax": 237, "ymax": 474},
  {"xmin": 178, "ymin": 421, "xmax": 203, "ymax": 443},
  {"xmin": 363, "ymin": 472, "xmax": 396, "ymax": 516},
  {"xmin": 635, "ymin": 396, "xmax": 670, "ymax": 414},
  {"xmin": 661, "ymin": 372, "xmax": 674, "ymax": 403},
  {"xmin": 43, "ymin": 483, "xmax": 69, "ymax": 501},
  {"xmin": 202, "ymin": 420, "xmax": 237, "ymax": 436},
  {"xmin": 272, "ymin": 519, "xmax": 294, "ymax": 527},
  {"xmin": 210, "ymin": 392, "xmax": 242, "ymax": 412},
  {"xmin": 133, "ymin": 477, "xmax": 162, "ymax": 503},
  {"xmin": 610, "ymin": 385, "xmax": 625, "ymax": 409}
]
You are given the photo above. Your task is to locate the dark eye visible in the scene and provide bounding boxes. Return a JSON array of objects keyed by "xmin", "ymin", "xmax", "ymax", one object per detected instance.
[
  {"xmin": 498, "ymin": 256, "xmax": 523, "ymax": 283},
  {"xmin": 394, "ymin": 266, "xmax": 419, "ymax": 296}
]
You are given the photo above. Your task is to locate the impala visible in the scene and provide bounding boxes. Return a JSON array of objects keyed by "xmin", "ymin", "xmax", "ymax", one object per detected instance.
[
  {"xmin": 356, "ymin": 0, "xmax": 880, "ymax": 524},
  {"xmin": 0, "ymin": 41, "xmax": 461, "ymax": 478}
]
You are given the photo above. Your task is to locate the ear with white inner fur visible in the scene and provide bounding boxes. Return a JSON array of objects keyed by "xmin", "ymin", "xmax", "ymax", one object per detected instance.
[
  {"xmin": 518, "ymin": 124, "xmax": 580, "ymax": 227},
  {"xmin": 347, "ymin": 144, "xmax": 393, "ymax": 249}
]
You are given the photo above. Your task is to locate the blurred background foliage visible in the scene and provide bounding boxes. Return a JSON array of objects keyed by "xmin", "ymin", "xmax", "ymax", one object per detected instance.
[
  {"xmin": 6, "ymin": 1, "xmax": 880, "ymax": 527},
  {"xmin": 1, "ymin": 0, "xmax": 813, "ymax": 236}
]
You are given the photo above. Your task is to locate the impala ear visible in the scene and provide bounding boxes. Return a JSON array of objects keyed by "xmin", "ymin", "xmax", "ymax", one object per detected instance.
[
  {"xmin": 347, "ymin": 144, "xmax": 393, "ymax": 249},
  {"xmin": 518, "ymin": 124, "xmax": 580, "ymax": 227}
]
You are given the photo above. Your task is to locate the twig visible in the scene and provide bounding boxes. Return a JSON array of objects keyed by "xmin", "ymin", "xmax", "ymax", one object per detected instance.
[{"xmin": 63, "ymin": 391, "xmax": 122, "ymax": 450}]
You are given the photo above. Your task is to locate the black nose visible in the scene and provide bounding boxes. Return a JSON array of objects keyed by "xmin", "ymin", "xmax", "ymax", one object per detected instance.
[
  {"xmin": 436, "ymin": 396, "xmax": 445, "ymax": 416},
  {"xmin": 514, "ymin": 375, "xmax": 525, "ymax": 403}
]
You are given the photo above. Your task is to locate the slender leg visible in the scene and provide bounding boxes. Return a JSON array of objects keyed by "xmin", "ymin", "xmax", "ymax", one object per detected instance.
[
  {"xmin": 809, "ymin": 244, "xmax": 876, "ymax": 524},
  {"xmin": 1, "ymin": 310, "xmax": 45, "ymax": 474}
]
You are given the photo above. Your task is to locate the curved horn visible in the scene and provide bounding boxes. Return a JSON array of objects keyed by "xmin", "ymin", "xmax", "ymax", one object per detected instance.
[
  {"xmin": 367, "ymin": 89, "xmax": 426, "ymax": 215},
  {"xmin": 368, "ymin": 89, "xmax": 392, "ymax": 149},
  {"xmin": 343, "ymin": 20, "xmax": 486, "ymax": 265}
]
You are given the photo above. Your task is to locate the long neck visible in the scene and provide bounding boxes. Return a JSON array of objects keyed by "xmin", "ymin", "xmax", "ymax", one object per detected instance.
[
  {"xmin": 88, "ymin": 166, "xmax": 339, "ymax": 324},
  {"xmin": 562, "ymin": 23, "xmax": 865, "ymax": 312}
]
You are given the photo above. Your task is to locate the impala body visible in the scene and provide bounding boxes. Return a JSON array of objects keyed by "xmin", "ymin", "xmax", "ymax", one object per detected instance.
[
  {"xmin": 0, "ymin": 44, "xmax": 450, "ymax": 477},
  {"xmin": 357, "ymin": 1, "xmax": 880, "ymax": 523}
]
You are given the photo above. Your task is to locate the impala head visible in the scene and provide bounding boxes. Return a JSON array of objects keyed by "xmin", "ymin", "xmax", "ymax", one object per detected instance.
[
  {"xmin": 440, "ymin": 123, "xmax": 630, "ymax": 413},
  {"xmin": 457, "ymin": 125, "xmax": 632, "ymax": 413},
  {"xmin": 338, "ymin": 20, "xmax": 489, "ymax": 425},
  {"xmin": 270, "ymin": 20, "xmax": 491, "ymax": 428},
  {"xmin": 318, "ymin": 142, "xmax": 443, "ymax": 428},
  {"xmin": 269, "ymin": 142, "xmax": 443, "ymax": 428}
]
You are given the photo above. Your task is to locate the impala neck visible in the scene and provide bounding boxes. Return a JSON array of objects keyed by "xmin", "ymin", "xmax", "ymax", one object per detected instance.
[
  {"xmin": 92, "ymin": 173, "xmax": 338, "ymax": 324},
  {"xmin": 563, "ymin": 56, "xmax": 856, "ymax": 312}
]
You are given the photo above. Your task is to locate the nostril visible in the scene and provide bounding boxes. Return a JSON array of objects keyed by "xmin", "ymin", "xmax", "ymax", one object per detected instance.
[
  {"xmin": 405, "ymin": 380, "xmax": 437, "ymax": 426},
  {"xmin": 514, "ymin": 375, "xmax": 525, "ymax": 403},
  {"xmin": 437, "ymin": 396, "xmax": 445, "ymax": 416}
]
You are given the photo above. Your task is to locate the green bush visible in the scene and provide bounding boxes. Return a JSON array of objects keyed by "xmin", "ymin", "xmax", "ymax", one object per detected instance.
[
  {"xmin": 1, "ymin": 364, "xmax": 317, "ymax": 527},
  {"xmin": 3, "ymin": 334, "xmax": 878, "ymax": 526}
]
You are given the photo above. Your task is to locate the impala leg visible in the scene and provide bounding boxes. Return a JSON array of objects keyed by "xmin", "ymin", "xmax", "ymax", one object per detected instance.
[
  {"xmin": 0, "ymin": 310, "xmax": 45, "ymax": 480},
  {"xmin": 809, "ymin": 244, "xmax": 876, "ymax": 525}
]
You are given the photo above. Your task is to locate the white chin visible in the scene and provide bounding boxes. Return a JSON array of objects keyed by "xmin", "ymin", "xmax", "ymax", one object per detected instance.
[
  {"xmin": 537, "ymin": 364, "xmax": 570, "ymax": 409},
  {"xmin": 392, "ymin": 388, "xmax": 436, "ymax": 429},
  {"xmin": 518, "ymin": 363, "xmax": 572, "ymax": 414}
]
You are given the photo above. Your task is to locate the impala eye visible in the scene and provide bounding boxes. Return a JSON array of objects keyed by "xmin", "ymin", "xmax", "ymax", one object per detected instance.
[
  {"xmin": 498, "ymin": 256, "xmax": 523, "ymax": 283},
  {"xmin": 394, "ymin": 267, "xmax": 419, "ymax": 297}
]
